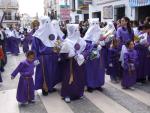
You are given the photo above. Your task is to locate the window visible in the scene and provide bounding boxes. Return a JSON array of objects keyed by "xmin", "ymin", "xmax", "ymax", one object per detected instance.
[
  {"xmin": 15, "ymin": 13, "xmax": 20, "ymax": 20},
  {"xmin": 5, "ymin": 12, "xmax": 11, "ymax": 20}
]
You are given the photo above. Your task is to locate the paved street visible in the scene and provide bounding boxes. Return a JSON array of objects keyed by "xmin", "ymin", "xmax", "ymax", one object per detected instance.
[{"xmin": 0, "ymin": 52, "xmax": 150, "ymax": 113}]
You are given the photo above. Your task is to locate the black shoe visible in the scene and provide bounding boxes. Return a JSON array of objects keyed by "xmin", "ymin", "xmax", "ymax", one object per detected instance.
[
  {"xmin": 48, "ymin": 88, "xmax": 57, "ymax": 93},
  {"xmin": 28, "ymin": 100, "xmax": 35, "ymax": 103},
  {"xmin": 141, "ymin": 81, "xmax": 146, "ymax": 84},
  {"xmin": 42, "ymin": 89, "xmax": 48, "ymax": 96},
  {"xmin": 87, "ymin": 87, "xmax": 94, "ymax": 93},
  {"xmin": 122, "ymin": 86, "xmax": 128, "ymax": 89},
  {"xmin": 96, "ymin": 87, "xmax": 103, "ymax": 92},
  {"xmin": 148, "ymin": 77, "xmax": 150, "ymax": 82}
]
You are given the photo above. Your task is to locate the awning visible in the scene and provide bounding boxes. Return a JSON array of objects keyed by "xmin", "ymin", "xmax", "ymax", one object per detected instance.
[{"xmin": 129, "ymin": 0, "xmax": 150, "ymax": 7}]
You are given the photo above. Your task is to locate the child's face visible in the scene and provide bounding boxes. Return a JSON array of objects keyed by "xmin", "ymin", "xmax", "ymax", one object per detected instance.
[
  {"xmin": 121, "ymin": 18, "xmax": 127, "ymax": 27},
  {"xmin": 27, "ymin": 55, "xmax": 35, "ymax": 62},
  {"xmin": 129, "ymin": 41, "xmax": 134, "ymax": 49}
]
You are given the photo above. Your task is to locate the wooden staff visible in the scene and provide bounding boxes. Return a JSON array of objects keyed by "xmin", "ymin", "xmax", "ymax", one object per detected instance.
[
  {"xmin": 99, "ymin": 50, "xmax": 103, "ymax": 68},
  {"xmin": 69, "ymin": 59, "xmax": 74, "ymax": 85},
  {"xmin": 41, "ymin": 56, "xmax": 48, "ymax": 92}
]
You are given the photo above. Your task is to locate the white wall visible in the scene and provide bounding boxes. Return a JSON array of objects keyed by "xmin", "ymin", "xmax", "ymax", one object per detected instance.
[{"xmin": 89, "ymin": 0, "xmax": 136, "ymax": 22}]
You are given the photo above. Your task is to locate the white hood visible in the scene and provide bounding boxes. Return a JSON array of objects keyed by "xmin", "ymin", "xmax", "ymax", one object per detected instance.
[
  {"xmin": 33, "ymin": 16, "xmax": 57, "ymax": 47},
  {"xmin": 84, "ymin": 18, "xmax": 101, "ymax": 44},
  {"xmin": 51, "ymin": 20, "xmax": 64, "ymax": 40}
]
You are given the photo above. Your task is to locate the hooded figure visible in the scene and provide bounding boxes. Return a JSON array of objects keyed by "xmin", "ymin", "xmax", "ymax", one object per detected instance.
[
  {"xmin": 83, "ymin": 18, "xmax": 105, "ymax": 92},
  {"xmin": 59, "ymin": 24, "xmax": 86, "ymax": 103},
  {"xmin": 32, "ymin": 16, "xmax": 61, "ymax": 96},
  {"xmin": 51, "ymin": 20, "xmax": 65, "ymax": 40},
  {"xmin": 6, "ymin": 27, "xmax": 20, "ymax": 55},
  {"xmin": 84, "ymin": 18, "xmax": 102, "ymax": 44}
]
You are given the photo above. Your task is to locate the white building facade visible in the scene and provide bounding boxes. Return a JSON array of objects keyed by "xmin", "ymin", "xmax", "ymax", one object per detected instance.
[
  {"xmin": 70, "ymin": 0, "xmax": 91, "ymax": 23},
  {"xmin": 89, "ymin": 0, "xmax": 150, "ymax": 22},
  {"xmin": 0, "ymin": 0, "xmax": 20, "ymax": 27},
  {"xmin": 44, "ymin": 0, "xmax": 58, "ymax": 19}
]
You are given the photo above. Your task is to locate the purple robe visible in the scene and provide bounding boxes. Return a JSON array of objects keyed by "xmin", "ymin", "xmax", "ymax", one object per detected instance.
[
  {"xmin": 134, "ymin": 43, "xmax": 147, "ymax": 82},
  {"xmin": 108, "ymin": 47, "xmax": 121, "ymax": 80},
  {"xmin": 60, "ymin": 53, "xmax": 85, "ymax": 99},
  {"xmin": 22, "ymin": 35, "xmax": 30, "ymax": 53},
  {"xmin": 85, "ymin": 41, "xmax": 105, "ymax": 88},
  {"xmin": 144, "ymin": 36, "xmax": 150, "ymax": 80},
  {"xmin": 116, "ymin": 27, "xmax": 134, "ymax": 47},
  {"xmin": 11, "ymin": 60, "xmax": 35, "ymax": 103},
  {"xmin": 121, "ymin": 49, "xmax": 138, "ymax": 87},
  {"xmin": 32, "ymin": 37, "xmax": 61, "ymax": 91},
  {"xmin": 28, "ymin": 29, "xmax": 36, "ymax": 44},
  {"xmin": 5, "ymin": 37, "xmax": 12, "ymax": 53},
  {"xmin": 7, "ymin": 36, "xmax": 20, "ymax": 55}
]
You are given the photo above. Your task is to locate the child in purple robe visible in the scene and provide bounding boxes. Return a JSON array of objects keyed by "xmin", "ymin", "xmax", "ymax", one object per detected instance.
[
  {"xmin": 11, "ymin": 51, "xmax": 37, "ymax": 104},
  {"xmin": 108, "ymin": 38, "xmax": 120, "ymax": 83},
  {"xmin": 121, "ymin": 41, "xmax": 138, "ymax": 89}
]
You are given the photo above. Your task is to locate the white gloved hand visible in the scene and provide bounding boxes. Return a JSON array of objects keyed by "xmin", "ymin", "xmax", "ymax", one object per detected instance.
[
  {"xmin": 58, "ymin": 57, "xmax": 61, "ymax": 62},
  {"xmin": 34, "ymin": 60, "xmax": 40, "ymax": 66},
  {"xmin": 21, "ymin": 38, "xmax": 24, "ymax": 41},
  {"xmin": 60, "ymin": 41, "xmax": 70, "ymax": 53},
  {"xmin": 97, "ymin": 45, "xmax": 102, "ymax": 51},
  {"xmin": 68, "ymin": 50, "xmax": 75, "ymax": 58},
  {"xmin": 99, "ymin": 40, "xmax": 105, "ymax": 46},
  {"xmin": 76, "ymin": 54, "xmax": 85, "ymax": 66},
  {"xmin": 148, "ymin": 46, "xmax": 150, "ymax": 52},
  {"xmin": 109, "ymin": 63, "xmax": 113, "ymax": 67}
]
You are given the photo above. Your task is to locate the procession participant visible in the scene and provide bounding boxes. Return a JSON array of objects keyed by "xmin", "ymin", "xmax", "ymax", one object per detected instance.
[
  {"xmin": 11, "ymin": 51, "xmax": 37, "ymax": 104},
  {"xmin": 84, "ymin": 18, "xmax": 105, "ymax": 92},
  {"xmin": 7, "ymin": 26, "xmax": 20, "ymax": 55},
  {"xmin": 139, "ymin": 23, "xmax": 150, "ymax": 82},
  {"xmin": 0, "ymin": 25, "xmax": 7, "ymax": 71},
  {"xmin": 21, "ymin": 28, "xmax": 30, "ymax": 54},
  {"xmin": 108, "ymin": 38, "xmax": 120, "ymax": 83},
  {"xmin": 134, "ymin": 24, "xmax": 149, "ymax": 83},
  {"xmin": 122, "ymin": 41, "xmax": 138, "ymax": 89},
  {"xmin": 116, "ymin": 17, "xmax": 134, "ymax": 76},
  {"xmin": 32, "ymin": 16, "xmax": 61, "ymax": 96},
  {"xmin": 60, "ymin": 24, "xmax": 86, "ymax": 103},
  {"xmin": 28, "ymin": 20, "xmax": 40, "ymax": 44}
]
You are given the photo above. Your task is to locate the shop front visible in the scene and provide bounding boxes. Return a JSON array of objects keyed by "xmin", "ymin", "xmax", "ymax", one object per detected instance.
[{"xmin": 129, "ymin": 0, "xmax": 150, "ymax": 21}]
